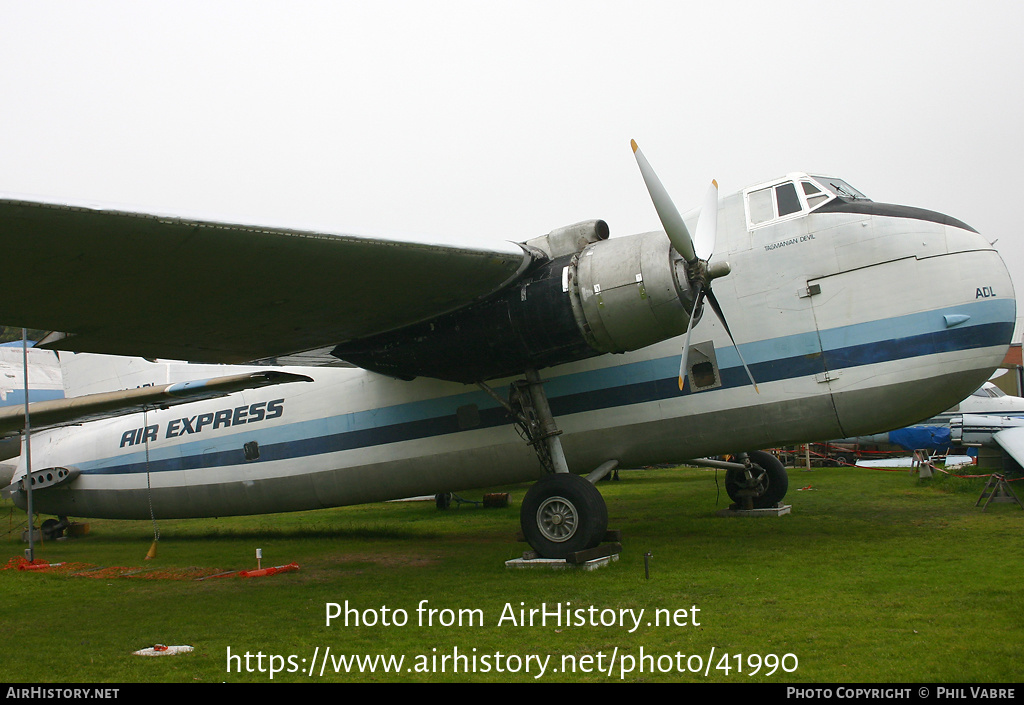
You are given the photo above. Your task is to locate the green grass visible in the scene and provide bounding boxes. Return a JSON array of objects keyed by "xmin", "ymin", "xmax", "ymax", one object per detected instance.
[{"xmin": 1, "ymin": 465, "xmax": 1021, "ymax": 683}]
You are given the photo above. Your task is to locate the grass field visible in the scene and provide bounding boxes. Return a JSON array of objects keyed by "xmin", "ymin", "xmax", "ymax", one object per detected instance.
[{"xmin": 1, "ymin": 463, "xmax": 1021, "ymax": 683}]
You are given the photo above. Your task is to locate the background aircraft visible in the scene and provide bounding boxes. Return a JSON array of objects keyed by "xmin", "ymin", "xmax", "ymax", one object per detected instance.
[
  {"xmin": 0, "ymin": 147, "xmax": 1015, "ymax": 559},
  {"xmin": 0, "ymin": 343, "xmax": 63, "ymax": 478},
  {"xmin": 835, "ymin": 375, "xmax": 1024, "ymax": 455}
]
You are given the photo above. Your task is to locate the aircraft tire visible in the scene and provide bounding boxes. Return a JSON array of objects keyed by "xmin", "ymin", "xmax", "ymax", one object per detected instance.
[
  {"xmin": 725, "ymin": 450, "xmax": 789, "ymax": 508},
  {"xmin": 40, "ymin": 518, "xmax": 65, "ymax": 540},
  {"xmin": 520, "ymin": 473, "xmax": 608, "ymax": 559}
]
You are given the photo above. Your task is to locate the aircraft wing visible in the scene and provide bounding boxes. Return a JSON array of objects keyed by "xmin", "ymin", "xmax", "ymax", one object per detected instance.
[
  {"xmin": 0, "ymin": 195, "xmax": 530, "ymax": 363},
  {"xmin": 991, "ymin": 426, "xmax": 1024, "ymax": 470},
  {"xmin": 0, "ymin": 369, "xmax": 312, "ymax": 438}
]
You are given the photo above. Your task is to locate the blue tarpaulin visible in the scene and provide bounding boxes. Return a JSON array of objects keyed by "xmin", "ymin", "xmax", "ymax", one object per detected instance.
[{"xmin": 887, "ymin": 425, "xmax": 952, "ymax": 451}]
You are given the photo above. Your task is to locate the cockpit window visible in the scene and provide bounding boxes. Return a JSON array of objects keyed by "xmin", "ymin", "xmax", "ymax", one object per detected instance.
[
  {"xmin": 802, "ymin": 181, "xmax": 829, "ymax": 208},
  {"xmin": 811, "ymin": 176, "xmax": 869, "ymax": 201},
  {"xmin": 971, "ymin": 385, "xmax": 1007, "ymax": 398},
  {"xmin": 776, "ymin": 182, "xmax": 801, "ymax": 217},
  {"xmin": 747, "ymin": 179, "xmax": 817, "ymax": 227},
  {"xmin": 745, "ymin": 173, "xmax": 867, "ymax": 230},
  {"xmin": 748, "ymin": 187, "xmax": 775, "ymax": 225}
]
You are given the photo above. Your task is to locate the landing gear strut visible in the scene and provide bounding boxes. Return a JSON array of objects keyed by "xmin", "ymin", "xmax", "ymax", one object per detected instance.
[{"xmin": 510, "ymin": 369, "xmax": 571, "ymax": 475}]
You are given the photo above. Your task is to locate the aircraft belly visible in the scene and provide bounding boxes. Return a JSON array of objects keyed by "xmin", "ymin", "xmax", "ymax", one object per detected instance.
[
  {"xmin": 22, "ymin": 407, "xmax": 538, "ymax": 517},
  {"xmin": 558, "ymin": 392, "xmax": 843, "ymax": 466},
  {"xmin": 823, "ymin": 347, "xmax": 1011, "ymax": 437},
  {"xmin": 27, "ymin": 439, "xmax": 543, "ymax": 519}
]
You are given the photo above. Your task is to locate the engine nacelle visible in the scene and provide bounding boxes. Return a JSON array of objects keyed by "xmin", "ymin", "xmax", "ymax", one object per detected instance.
[
  {"xmin": 332, "ymin": 224, "xmax": 695, "ymax": 382},
  {"xmin": 573, "ymin": 230, "xmax": 693, "ymax": 354}
]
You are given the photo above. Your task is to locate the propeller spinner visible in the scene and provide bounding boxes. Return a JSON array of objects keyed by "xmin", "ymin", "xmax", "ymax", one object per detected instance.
[{"xmin": 630, "ymin": 140, "xmax": 758, "ymax": 393}]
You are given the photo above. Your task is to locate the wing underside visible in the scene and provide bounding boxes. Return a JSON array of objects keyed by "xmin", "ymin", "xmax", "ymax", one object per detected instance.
[{"xmin": 0, "ymin": 196, "xmax": 529, "ymax": 363}]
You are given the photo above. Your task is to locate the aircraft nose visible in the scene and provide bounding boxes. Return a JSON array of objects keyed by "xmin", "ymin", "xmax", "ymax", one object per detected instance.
[{"xmin": 809, "ymin": 211, "xmax": 1016, "ymax": 437}]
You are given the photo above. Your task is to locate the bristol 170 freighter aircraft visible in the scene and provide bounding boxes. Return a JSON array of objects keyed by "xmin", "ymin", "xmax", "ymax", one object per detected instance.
[{"xmin": 0, "ymin": 142, "xmax": 1016, "ymax": 559}]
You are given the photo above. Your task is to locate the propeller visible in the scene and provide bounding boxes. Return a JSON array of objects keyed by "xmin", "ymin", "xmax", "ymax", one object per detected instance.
[{"xmin": 631, "ymin": 140, "xmax": 759, "ymax": 394}]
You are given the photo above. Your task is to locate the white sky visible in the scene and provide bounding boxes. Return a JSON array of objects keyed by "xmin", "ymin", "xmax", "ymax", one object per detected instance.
[{"xmin": 2, "ymin": 1, "xmax": 1022, "ymax": 294}]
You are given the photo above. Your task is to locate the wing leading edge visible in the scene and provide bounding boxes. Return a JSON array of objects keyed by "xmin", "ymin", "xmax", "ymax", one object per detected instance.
[
  {"xmin": 0, "ymin": 369, "xmax": 313, "ymax": 438},
  {"xmin": 0, "ymin": 196, "xmax": 530, "ymax": 363}
]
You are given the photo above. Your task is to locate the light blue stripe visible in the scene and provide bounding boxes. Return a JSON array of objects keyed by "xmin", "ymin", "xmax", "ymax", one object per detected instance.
[
  {"xmin": 0, "ymin": 389, "xmax": 65, "ymax": 407},
  {"xmin": 73, "ymin": 298, "xmax": 1016, "ymax": 473},
  {"xmin": 816, "ymin": 299, "xmax": 1014, "ymax": 354}
]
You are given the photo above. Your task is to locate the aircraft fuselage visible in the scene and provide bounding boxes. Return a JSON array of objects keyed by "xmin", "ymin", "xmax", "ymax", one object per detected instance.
[{"xmin": 10, "ymin": 174, "xmax": 1015, "ymax": 519}]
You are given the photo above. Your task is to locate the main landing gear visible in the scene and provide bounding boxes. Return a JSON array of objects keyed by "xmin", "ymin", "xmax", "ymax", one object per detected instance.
[{"xmin": 480, "ymin": 369, "xmax": 611, "ymax": 560}]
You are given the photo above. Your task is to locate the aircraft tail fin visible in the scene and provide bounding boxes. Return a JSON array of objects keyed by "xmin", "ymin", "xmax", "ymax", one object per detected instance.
[
  {"xmin": 59, "ymin": 353, "xmax": 170, "ymax": 398},
  {"xmin": 58, "ymin": 353, "xmax": 277, "ymax": 398},
  {"xmin": 0, "ymin": 346, "xmax": 63, "ymax": 405}
]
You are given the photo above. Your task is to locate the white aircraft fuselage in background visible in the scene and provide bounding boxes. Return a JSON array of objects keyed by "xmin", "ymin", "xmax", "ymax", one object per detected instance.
[
  {"xmin": 0, "ymin": 345, "xmax": 62, "ymax": 469},
  {"xmin": 7, "ymin": 172, "xmax": 1015, "ymax": 522}
]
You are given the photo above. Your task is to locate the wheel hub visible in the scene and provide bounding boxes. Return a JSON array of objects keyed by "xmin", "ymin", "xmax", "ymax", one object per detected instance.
[
  {"xmin": 536, "ymin": 496, "xmax": 577, "ymax": 542},
  {"xmin": 739, "ymin": 469, "xmax": 768, "ymax": 495}
]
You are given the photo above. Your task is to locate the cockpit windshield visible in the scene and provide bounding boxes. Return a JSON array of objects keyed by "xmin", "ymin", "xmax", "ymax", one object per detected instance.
[
  {"xmin": 971, "ymin": 384, "xmax": 1007, "ymax": 399},
  {"xmin": 811, "ymin": 176, "xmax": 869, "ymax": 201},
  {"xmin": 745, "ymin": 173, "xmax": 871, "ymax": 230}
]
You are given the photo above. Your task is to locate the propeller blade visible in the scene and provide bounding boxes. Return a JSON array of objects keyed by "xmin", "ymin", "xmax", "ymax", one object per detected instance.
[
  {"xmin": 705, "ymin": 289, "xmax": 760, "ymax": 393},
  {"xmin": 694, "ymin": 179, "xmax": 719, "ymax": 261},
  {"xmin": 631, "ymin": 139, "xmax": 697, "ymax": 263},
  {"xmin": 628, "ymin": 143, "xmax": 745, "ymax": 393},
  {"xmin": 678, "ymin": 285, "xmax": 704, "ymax": 391}
]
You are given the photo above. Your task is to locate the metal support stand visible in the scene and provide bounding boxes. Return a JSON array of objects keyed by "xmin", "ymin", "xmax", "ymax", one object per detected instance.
[{"xmin": 912, "ymin": 450, "xmax": 936, "ymax": 478}]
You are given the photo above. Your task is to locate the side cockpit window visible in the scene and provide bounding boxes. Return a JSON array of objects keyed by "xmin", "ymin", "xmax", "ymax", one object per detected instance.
[
  {"xmin": 748, "ymin": 187, "xmax": 775, "ymax": 225},
  {"xmin": 812, "ymin": 176, "xmax": 868, "ymax": 201}
]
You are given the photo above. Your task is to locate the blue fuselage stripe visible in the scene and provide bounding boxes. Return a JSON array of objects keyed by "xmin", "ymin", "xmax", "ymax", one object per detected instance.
[{"xmin": 79, "ymin": 301, "xmax": 1016, "ymax": 477}]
